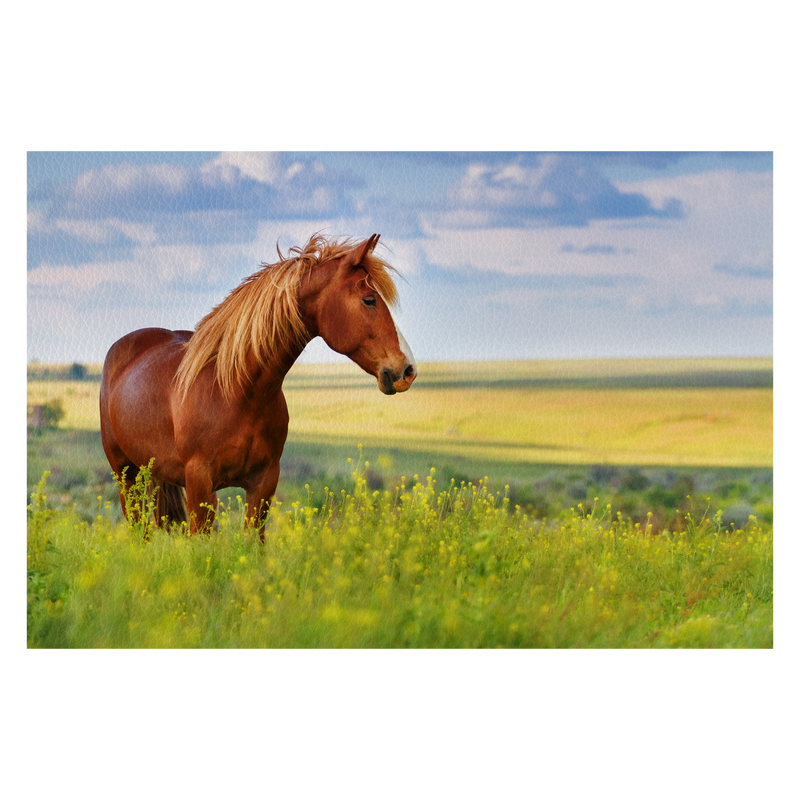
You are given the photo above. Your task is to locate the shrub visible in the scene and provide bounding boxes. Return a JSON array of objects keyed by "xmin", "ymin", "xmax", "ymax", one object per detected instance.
[{"xmin": 43, "ymin": 399, "xmax": 65, "ymax": 426}]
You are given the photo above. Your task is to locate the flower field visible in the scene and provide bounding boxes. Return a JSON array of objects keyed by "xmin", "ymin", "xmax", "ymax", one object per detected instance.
[{"xmin": 27, "ymin": 461, "xmax": 772, "ymax": 648}]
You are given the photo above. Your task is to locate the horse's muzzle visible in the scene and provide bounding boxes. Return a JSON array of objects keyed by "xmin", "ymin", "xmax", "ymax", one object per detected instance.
[{"xmin": 379, "ymin": 363, "xmax": 417, "ymax": 395}]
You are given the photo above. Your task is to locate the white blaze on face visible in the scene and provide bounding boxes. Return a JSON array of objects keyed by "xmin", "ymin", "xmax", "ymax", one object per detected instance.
[
  {"xmin": 394, "ymin": 321, "xmax": 416, "ymax": 370},
  {"xmin": 379, "ymin": 292, "xmax": 415, "ymax": 369}
]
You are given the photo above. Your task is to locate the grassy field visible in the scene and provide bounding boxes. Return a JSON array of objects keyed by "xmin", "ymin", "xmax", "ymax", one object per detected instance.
[
  {"xmin": 27, "ymin": 357, "xmax": 773, "ymax": 469},
  {"xmin": 26, "ymin": 358, "xmax": 773, "ymax": 648},
  {"xmin": 284, "ymin": 358, "xmax": 773, "ymax": 470}
]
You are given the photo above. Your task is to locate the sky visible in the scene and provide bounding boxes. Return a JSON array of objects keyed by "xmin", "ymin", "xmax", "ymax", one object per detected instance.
[{"xmin": 27, "ymin": 151, "xmax": 773, "ymax": 365}]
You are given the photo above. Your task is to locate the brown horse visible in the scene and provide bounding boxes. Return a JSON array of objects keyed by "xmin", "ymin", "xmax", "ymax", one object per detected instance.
[{"xmin": 99, "ymin": 233, "xmax": 416, "ymax": 534}]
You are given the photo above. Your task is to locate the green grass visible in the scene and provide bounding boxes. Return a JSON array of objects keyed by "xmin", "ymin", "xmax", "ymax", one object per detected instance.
[
  {"xmin": 27, "ymin": 465, "xmax": 772, "ymax": 648},
  {"xmin": 26, "ymin": 358, "xmax": 773, "ymax": 648}
]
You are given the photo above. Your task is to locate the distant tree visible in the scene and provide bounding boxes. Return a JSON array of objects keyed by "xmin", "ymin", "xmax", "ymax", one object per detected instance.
[{"xmin": 67, "ymin": 362, "xmax": 87, "ymax": 381}]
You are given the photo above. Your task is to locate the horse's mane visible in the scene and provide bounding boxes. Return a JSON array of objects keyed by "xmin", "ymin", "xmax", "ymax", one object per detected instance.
[{"xmin": 174, "ymin": 233, "xmax": 398, "ymax": 400}]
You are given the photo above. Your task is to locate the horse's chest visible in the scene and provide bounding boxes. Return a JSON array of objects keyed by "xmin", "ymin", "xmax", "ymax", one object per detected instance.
[
  {"xmin": 219, "ymin": 403, "xmax": 289, "ymax": 477},
  {"xmin": 243, "ymin": 418, "xmax": 287, "ymax": 466}
]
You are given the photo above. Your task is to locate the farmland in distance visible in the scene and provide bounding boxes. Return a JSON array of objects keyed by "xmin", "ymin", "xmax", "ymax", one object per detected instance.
[{"xmin": 28, "ymin": 357, "xmax": 772, "ymax": 529}]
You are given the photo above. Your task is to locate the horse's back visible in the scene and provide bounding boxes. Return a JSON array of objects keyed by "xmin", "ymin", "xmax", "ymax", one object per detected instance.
[{"xmin": 102, "ymin": 328, "xmax": 192, "ymax": 386}]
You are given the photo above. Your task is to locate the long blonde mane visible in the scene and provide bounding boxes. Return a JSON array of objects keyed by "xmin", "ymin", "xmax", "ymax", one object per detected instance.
[{"xmin": 174, "ymin": 234, "xmax": 398, "ymax": 400}]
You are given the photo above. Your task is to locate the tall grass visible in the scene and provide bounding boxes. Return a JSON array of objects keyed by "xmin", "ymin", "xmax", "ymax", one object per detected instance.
[{"xmin": 27, "ymin": 459, "xmax": 773, "ymax": 649}]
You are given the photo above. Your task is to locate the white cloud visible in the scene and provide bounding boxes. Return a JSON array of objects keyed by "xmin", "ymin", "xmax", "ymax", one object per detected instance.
[
  {"xmin": 27, "ymin": 208, "xmax": 48, "ymax": 233},
  {"xmin": 200, "ymin": 152, "xmax": 332, "ymax": 191},
  {"xmin": 28, "ymin": 263, "xmax": 111, "ymax": 290},
  {"xmin": 28, "ymin": 242, "xmax": 240, "ymax": 295},
  {"xmin": 201, "ymin": 151, "xmax": 283, "ymax": 185},
  {"xmin": 379, "ymin": 238, "xmax": 425, "ymax": 277},
  {"xmin": 147, "ymin": 245, "xmax": 221, "ymax": 284},
  {"xmin": 447, "ymin": 154, "xmax": 563, "ymax": 210},
  {"xmin": 73, "ymin": 161, "xmax": 192, "ymax": 198},
  {"xmin": 441, "ymin": 153, "xmax": 668, "ymax": 225},
  {"xmin": 28, "ymin": 211, "xmax": 157, "ymax": 247}
]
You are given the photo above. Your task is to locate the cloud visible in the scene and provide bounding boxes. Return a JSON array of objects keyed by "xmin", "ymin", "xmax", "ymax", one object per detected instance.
[
  {"xmin": 201, "ymin": 152, "xmax": 284, "ymax": 184},
  {"xmin": 416, "ymin": 167, "xmax": 772, "ymax": 337},
  {"xmin": 436, "ymin": 154, "xmax": 683, "ymax": 228},
  {"xmin": 713, "ymin": 260, "xmax": 773, "ymax": 279},
  {"xmin": 28, "ymin": 241, "xmax": 242, "ymax": 296},
  {"xmin": 54, "ymin": 161, "xmax": 197, "ymax": 216},
  {"xmin": 560, "ymin": 243, "xmax": 621, "ymax": 255},
  {"xmin": 28, "ymin": 263, "xmax": 112, "ymax": 291},
  {"xmin": 36, "ymin": 152, "xmax": 359, "ymax": 222}
]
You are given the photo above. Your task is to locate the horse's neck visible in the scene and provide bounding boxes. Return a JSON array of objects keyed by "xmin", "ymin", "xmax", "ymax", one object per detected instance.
[
  {"xmin": 241, "ymin": 262, "xmax": 333, "ymax": 395},
  {"xmin": 243, "ymin": 337, "xmax": 307, "ymax": 398},
  {"xmin": 296, "ymin": 260, "xmax": 336, "ymax": 341}
]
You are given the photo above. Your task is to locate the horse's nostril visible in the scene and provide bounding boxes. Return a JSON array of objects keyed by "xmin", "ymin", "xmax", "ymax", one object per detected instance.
[
  {"xmin": 380, "ymin": 368, "xmax": 396, "ymax": 394},
  {"xmin": 404, "ymin": 364, "xmax": 416, "ymax": 379}
]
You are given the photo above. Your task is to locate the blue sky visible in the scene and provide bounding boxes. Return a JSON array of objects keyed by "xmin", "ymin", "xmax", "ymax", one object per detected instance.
[{"xmin": 27, "ymin": 151, "xmax": 772, "ymax": 364}]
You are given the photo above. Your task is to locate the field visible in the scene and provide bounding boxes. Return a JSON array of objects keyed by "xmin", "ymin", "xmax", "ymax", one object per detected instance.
[{"xmin": 27, "ymin": 357, "xmax": 773, "ymax": 648}]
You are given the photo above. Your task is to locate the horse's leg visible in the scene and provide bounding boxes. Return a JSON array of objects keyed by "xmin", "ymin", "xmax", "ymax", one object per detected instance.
[
  {"xmin": 100, "ymin": 418, "xmax": 141, "ymax": 523},
  {"xmin": 246, "ymin": 463, "xmax": 281, "ymax": 542},
  {"xmin": 105, "ymin": 457, "xmax": 144, "ymax": 525},
  {"xmin": 184, "ymin": 461, "xmax": 217, "ymax": 534}
]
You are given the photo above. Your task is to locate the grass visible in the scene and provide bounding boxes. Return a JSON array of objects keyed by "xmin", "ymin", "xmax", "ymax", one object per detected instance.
[
  {"xmin": 27, "ymin": 465, "xmax": 772, "ymax": 648},
  {"xmin": 26, "ymin": 358, "xmax": 773, "ymax": 528},
  {"xmin": 26, "ymin": 357, "xmax": 773, "ymax": 648},
  {"xmin": 26, "ymin": 357, "xmax": 773, "ymax": 488},
  {"xmin": 27, "ymin": 379, "xmax": 102, "ymax": 431},
  {"xmin": 26, "ymin": 358, "xmax": 773, "ymax": 468},
  {"xmin": 265, "ymin": 357, "xmax": 775, "ymax": 469}
]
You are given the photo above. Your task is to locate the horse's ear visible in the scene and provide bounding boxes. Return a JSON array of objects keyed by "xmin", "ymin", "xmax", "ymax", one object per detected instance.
[{"xmin": 342, "ymin": 234, "xmax": 380, "ymax": 269}]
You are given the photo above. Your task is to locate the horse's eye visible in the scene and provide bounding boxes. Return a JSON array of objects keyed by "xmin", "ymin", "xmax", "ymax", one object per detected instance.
[{"xmin": 363, "ymin": 295, "xmax": 377, "ymax": 307}]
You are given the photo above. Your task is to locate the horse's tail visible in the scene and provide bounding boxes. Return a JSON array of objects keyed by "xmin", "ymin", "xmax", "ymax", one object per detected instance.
[{"xmin": 154, "ymin": 478, "xmax": 188, "ymax": 526}]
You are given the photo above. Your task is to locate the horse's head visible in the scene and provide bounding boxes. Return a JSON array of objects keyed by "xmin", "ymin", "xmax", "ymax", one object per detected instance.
[{"xmin": 301, "ymin": 234, "xmax": 417, "ymax": 394}]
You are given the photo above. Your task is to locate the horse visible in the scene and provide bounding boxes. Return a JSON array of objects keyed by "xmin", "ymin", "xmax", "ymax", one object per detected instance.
[{"xmin": 99, "ymin": 233, "xmax": 416, "ymax": 535}]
